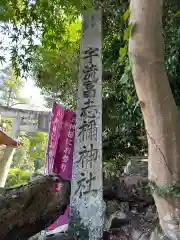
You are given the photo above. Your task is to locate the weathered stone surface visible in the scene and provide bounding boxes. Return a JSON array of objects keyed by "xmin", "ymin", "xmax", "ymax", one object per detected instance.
[
  {"xmin": 123, "ymin": 156, "xmax": 148, "ymax": 177},
  {"xmin": 69, "ymin": 9, "xmax": 104, "ymax": 240},
  {"xmin": 104, "ymin": 175, "xmax": 153, "ymax": 204}
]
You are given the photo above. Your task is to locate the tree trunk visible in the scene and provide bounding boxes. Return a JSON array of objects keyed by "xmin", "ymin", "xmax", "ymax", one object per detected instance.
[
  {"xmin": 0, "ymin": 147, "xmax": 15, "ymax": 187},
  {"xmin": 0, "ymin": 114, "xmax": 21, "ymax": 187},
  {"xmin": 129, "ymin": 0, "xmax": 180, "ymax": 238},
  {"xmin": 0, "ymin": 175, "xmax": 71, "ymax": 240}
]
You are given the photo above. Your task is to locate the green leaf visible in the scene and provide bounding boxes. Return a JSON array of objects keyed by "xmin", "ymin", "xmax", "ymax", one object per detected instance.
[
  {"xmin": 175, "ymin": 11, "xmax": 180, "ymax": 16},
  {"xmin": 119, "ymin": 14, "xmax": 123, "ymax": 26},
  {"xmin": 133, "ymin": 101, "xmax": 140, "ymax": 113},
  {"xmin": 120, "ymin": 73, "xmax": 128, "ymax": 84},
  {"xmin": 123, "ymin": 23, "xmax": 133, "ymax": 41},
  {"xmin": 127, "ymin": 95, "xmax": 131, "ymax": 104},
  {"xmin": 123, "ymin": 8, "xmax": 130, "ymax": 21},
  {"xmin": 118, "ymin": 46, "xmax": 127, "ymax": 62},
  {"xmin": 0, "ymin": 56, "xmax": 5, "ymax": 63},
  {"xmin": 120, "ymin": 47, "xmax": 126, "ymax": 57}
]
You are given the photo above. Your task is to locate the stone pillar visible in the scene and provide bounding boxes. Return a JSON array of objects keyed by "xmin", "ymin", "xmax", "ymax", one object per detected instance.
[{"xmin": 69, "ymin": 10, "xmax": 104, "ymax": 240}]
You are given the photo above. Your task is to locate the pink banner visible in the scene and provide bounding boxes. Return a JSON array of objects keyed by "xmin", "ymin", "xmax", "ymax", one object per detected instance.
[
  {"xmin": 45, "ymin": 103, "xmax": 64, "ymax": 175},
  {"xmin": 53, "ymin": 109, "xmax": 75, "ymax": 180},
  {"xmin": 45, "ymin": 103, "xmax": 75, "ymax": 230}
]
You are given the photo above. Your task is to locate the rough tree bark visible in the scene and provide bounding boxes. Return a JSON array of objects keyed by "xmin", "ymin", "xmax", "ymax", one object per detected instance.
[
  {"xmin": 129, "ymin": 0, "xmax": 180, "ymax": 238},
  {"xmin": 0, "ymin": 175, "xmax": 70, "ymax": 240}
]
